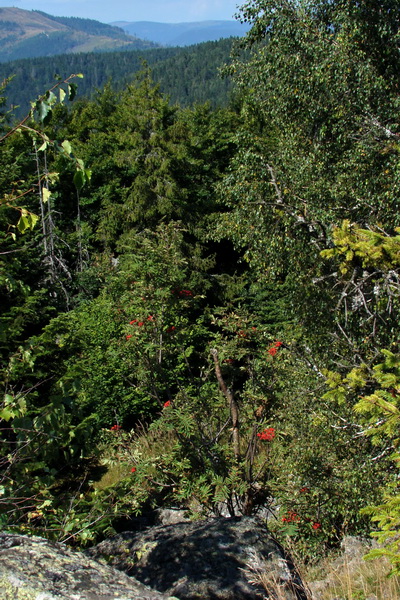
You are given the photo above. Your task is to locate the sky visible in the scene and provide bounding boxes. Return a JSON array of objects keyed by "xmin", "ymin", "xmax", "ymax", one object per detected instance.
[{"xmin": 5, "ymin": 0, "xmax": 243, "ymax": 23}]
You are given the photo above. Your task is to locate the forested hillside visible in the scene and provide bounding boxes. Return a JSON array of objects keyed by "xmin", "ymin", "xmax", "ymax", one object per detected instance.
[
  {"xmin": 0, "ymin": 38, "xmax": 235, "ymax": 115},
  {"xmin": 1, "ymin": 0, "xmax": 399, "ymax": 579},
  {"xmin": 0, "ymin": 7, "xmax": 157, "ymax": 62}
]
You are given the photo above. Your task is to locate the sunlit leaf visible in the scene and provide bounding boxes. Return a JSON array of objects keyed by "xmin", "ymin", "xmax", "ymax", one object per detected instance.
[
  {"xmin": 46, "ymin": 90, "xmax": 57, "ymax": 106},
  {"xmin": 17, "ymin": 214, "xmax": 30, "ymax": 233},
  {"xmin": 37, "ymin": 140, "xmax": 48, "ymax": 152},
  {"xmin": 61, "ymin": 140, "xmax": 72, "ymax": 156},
  {"xmin": 42, "ymin": 188, "xmax": 51, "ymax": 204}
]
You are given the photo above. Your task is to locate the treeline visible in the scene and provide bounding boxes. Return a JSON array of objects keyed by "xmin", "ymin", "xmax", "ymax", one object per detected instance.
[
  {"xmin": 1, "ymin": 0, "xmax": 399, "ymax": 572},
  {"xmin": 1, "ymin": 38, "xmax": 236, "ymax": 116},
  {"xmin": 1, "ymin": 31, "xmax": 157, "ymax": 65},
  {"xmin": 32, "ymin": 11, "xmax": 135, "ymax": 39}
]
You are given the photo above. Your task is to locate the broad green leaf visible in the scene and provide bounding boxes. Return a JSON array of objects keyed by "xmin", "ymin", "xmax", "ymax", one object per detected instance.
[
  {"xmin": 35, "ymin": 100, "xmax": 51, "ymax": 124},
  {"xmin": 0, "ymin": 407, "xmax": 15, "ymax": 421},
  {"xmin": 16, "ymin": 210, "xmax": 39, "ymax": 233},
  {"xmin": 61, "ymin": 140, "xmax": 72, "ymax": 156},
  {"xmin": 37, "ymin": 140, "xmax": 48, "ymax": 152},
  {"xmin": 29, "ymin": 213, "xmax": 39, "ymax": 229},
  {"xmin": 59, "ymin": 88, "xmax": 66, "ymax": 103},
  {"xmin": 36, "ymin": 99, "xmax": 51, "ymax": 124},
  {"xmin": 73, "ymin": 169, "xmax": 85, "ymax": 191},
  {"xmin": 42, "ymin": 188, "xmax": 51, "ymax": 204},
  {"xmin": 17, "ymin": 215, "xmax": 30, "ymax": 233}
]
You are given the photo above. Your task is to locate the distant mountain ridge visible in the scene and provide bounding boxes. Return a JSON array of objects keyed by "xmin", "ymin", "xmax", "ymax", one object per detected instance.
[
  {"xmin": 0, "ymin": 7, "xmax": 158, "ymax": 62},
  {"xmin": 111, "ymin": 20, "xmax": 251, "ymax": 47}
]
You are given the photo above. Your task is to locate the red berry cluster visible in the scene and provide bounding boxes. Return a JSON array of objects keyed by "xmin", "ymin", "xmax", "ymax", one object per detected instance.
[
  {"xmin": 257, "ymin": 427, "xmax": 276, "ymax": 441},
  {"xmin": 282, "ymin": 511, "xmax": 300, "ymax": 523},
  {"xmin": 126, "ymin": 316, "xmax": 155, "ymax": 339},
  {"xmin": 281, "ymin": 507, "xmax": 321, "ymax": 531},
  {"xmin": 268, "ymin": 341, "xmax": 283, "ymax": 356},
  {"xmin": 130, "ymin": 319, "xmax": 144, "ymax": 326},
  {"xmin": 172, "ymin": 288, "xmax": 193, "ymax": 297}
]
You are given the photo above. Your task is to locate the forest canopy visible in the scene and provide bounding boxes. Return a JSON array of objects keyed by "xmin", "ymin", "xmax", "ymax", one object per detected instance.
[
  {"xmin": 0, "ymin": 38, "xmax": 237, "ymax": 116},
  {"xmin": 1, "ymin": 0, "xmax": 399, "ymax": 571}
]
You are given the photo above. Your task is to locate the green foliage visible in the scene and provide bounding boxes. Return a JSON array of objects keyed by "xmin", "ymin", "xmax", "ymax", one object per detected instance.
[
  {"xmin": 0, "ymin": 38, "xmax": 236, "ymax": 119},
  {"xmin": 323, "ymin": 348, "xmax": 400, "ymax": 572},
  {"xmin": 321, "ymin": 221, "xmax": 400, "ymax": 275},
  {"xmin": 218, "ymin": 0, "xmax": 400, "ymax": 283},
  {"xmin": 208, "ymin": 0, "xmax": 400, "ymax": 562},
  {"xmin": 90, "ymin": 307, "xmax": 283, "ymax": 518},
  {"xmin": 361, "ymin": 487, "xmax": 400, "ymax": 576},
  {"xmin": 354, "ymin": 352, "xmax": 400, "ymax": 574},
  {"xmin": 0, "ymin": 1, "xmax": 399, "ymax": 569},
  {"xmin": 0, "ymin": 344, "xmax": 98, "ymax": 531},
  {"xmin": 63, "ymin": 70, "xmax": 239, "ymax": 255},
  {"xmin": 1, "ymin": 73, "xmax": 88, "ymax": 238},
  {"xmin": 321, "ymin": 222, "xmax": 400, "ymax": 570}
]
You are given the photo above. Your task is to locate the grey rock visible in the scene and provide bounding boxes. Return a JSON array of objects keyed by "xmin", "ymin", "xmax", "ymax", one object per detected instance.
[
  {"xmin": 307, "ymin": 579, "xmax": 330, "ymax": 600},
  {"xmin": 329, "ymin": 535, "xmax": 377, "ymax": 573},
  {"xmin": 0, "ymin": 518, "xmax": 309, "ymax": 600},
  {"xmin": 340, "ymin": 535, "xmax": 373, "ymax": 560},
  {"xmin": 87, "ymin": 516, "xmax": 308, "ymax": 600},
  {"xmin": 0, "ymin": 532, "xmax": 177, "ymax": 600},
  {"xmin": 153, "ymin": 508, "xmax": 191, "ymax": 526}
]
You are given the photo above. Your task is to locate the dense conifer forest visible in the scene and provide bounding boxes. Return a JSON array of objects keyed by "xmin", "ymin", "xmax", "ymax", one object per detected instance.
[
  {"xmin": 0, "ymin": 38, "xmax": 236, "ymax": 116},
  {"xmin": 1, "ymin": 0, "xmax": 400, "ymax": 577}
]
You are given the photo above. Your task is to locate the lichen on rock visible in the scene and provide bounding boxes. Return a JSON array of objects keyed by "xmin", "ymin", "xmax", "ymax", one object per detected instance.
[
  {"xmin": 87, "ymin": 516, "xmax": 306, "ymax": 600},
  {"xmin": 0, "ymin": 532, "xmax": 177, "ymax": 600}
]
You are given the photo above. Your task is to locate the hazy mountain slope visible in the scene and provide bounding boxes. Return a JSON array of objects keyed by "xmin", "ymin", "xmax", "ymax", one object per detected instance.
[
  {"xmin": 111, "ymin": 20, "xmax": 250, "ymax": 46},
  {"xmin": 0, "ymin": 7, "xmax": 158, "ymax": 62}
]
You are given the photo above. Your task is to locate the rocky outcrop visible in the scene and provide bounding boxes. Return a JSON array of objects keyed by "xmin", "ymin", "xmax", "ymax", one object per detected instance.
[
  {"xmin": 0, "ymin": 532, "xmax": 178, "ymax": 600},
  {"xmin": 0, "ymin": 517, "xmax": 308, "ymax": 600},
  {"xmin": 87, "ymin": 516, "xmax": 307, "ymax": 600}
]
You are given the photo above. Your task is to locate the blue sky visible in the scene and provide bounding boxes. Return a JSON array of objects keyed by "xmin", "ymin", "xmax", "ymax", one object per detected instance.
[{"xmin": 7, "ymin": 0, "xmax": 243, "ymax": 23}]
